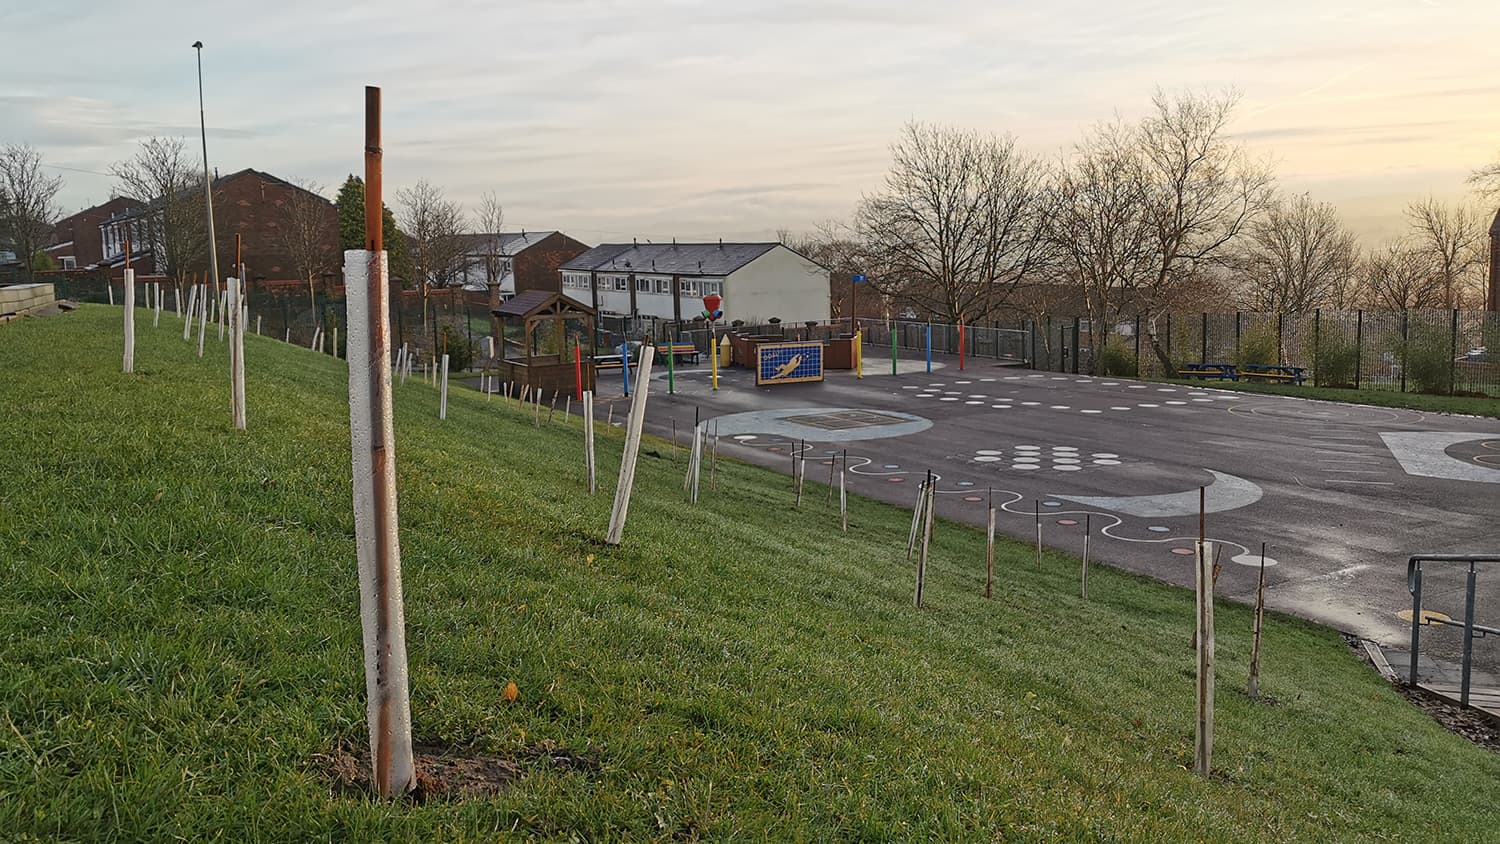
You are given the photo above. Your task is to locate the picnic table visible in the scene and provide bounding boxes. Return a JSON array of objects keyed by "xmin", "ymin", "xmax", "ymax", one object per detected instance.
[
  {"xmin": 1178, "ymin": 362, "xmax": 1237, "ymax": 381},
  {"xmin": 1239, "ymin": 363, "xmax": 1306, "ymax": 384}
]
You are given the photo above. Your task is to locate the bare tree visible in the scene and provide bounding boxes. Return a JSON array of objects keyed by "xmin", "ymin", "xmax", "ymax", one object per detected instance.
[
  {"xmin": 1364, "ymin": 242, "xmax": 1442, "ymax": 312},
  {"xmin": 1234, "ymin": 193, "xmax": 1361, "ymax": 315},
  {"xmin": 278, "ymin": 179, "xmax": 338, "ymax": 324},
  {"xmin": 111, "ymin": 137, "xmax": 208, "ymax": 286},
  {"xmin": 1047, "ymin": 119, "xmax": 1157, "ymax": 372},
  {"xmin": 1403, "ymin": 198, "xmax": 1486, "ymax": 309},
  {"xmin": 396, "ymin": 180, "xmax": 467, "ymax": 331},
  {"xmin": 854, "ymin": 122, "xmax": 1054, "ymax": 323},
  {"xmin": 0, "ymin": 144, "xmax": 63, "ymax": 276},
  {"xmin": 1469, "ymin": 150, "xmax": 1500, "ymax": 201},
  {"xmin": 474, "ymin": 192, "xmax": 506, "ymax": 337},
  {"xmin": 1135, "ymin": 89, "xmax": 1276, "ymax": 373}
]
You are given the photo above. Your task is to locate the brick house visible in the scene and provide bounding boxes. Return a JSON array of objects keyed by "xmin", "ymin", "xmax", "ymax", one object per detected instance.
[
  {"xmin": 97, "ymin": 168, "xmax": 337, "ymax": 287},
  {"xmin": 457, "ymin": 231, "xmax": 590, "ymax": 298},
  {"xmin": 44, "ymin": 196, "xmax": 144, "ymax": 270}
]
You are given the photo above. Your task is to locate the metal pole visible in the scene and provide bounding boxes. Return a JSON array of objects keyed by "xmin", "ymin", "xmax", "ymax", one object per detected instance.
[
  {"xmin": 192, "ymin": 42, "xmax": 221, "ymax": 298},
  {"xmin": 1408, "ymin": 563, "xmax": 1422, "ymax": 687},
  {"xmin": 1461, "ymin": 564, "xmax": 1476, "ymax": 707},
  {"xmin": 1355, "ymin": 310, "xmax": 1363, "ymax": 389}
]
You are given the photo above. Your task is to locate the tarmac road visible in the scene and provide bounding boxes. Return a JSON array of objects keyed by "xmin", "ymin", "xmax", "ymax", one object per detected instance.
[{"xmin": 583, "ymin": 355, "xmax": 1500, "ymax": 670}]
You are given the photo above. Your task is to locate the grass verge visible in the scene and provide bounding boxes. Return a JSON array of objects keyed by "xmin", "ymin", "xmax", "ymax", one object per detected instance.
[
  {"xmin": 2, "ymin": 306, "xmax": 1497, "ymax": 841},
  {"xmin": 1159, "ymin": 378, "xmax": 1500, "ymax": 418}
]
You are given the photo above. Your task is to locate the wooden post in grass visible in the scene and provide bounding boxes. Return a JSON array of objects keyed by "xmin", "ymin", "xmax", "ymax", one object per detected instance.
[
  {"xmin": 228, "ymin": 277, "xmax": 246, "ymax": 430},
  {"xmin": 197, "ymin": 277, "xmax": 209, "ymax": 358},
  {"xmin": 153, "ymin": 282, "xmax": 162, "ymax": 327},
  {"xmin": 672, "ymin": 419, "xmax": 678, "ymax": 464},
  {"xmin": 794, "ymin": 444, "xmax": 806, "ymax": 508},
  {"xmin": 565, "ymin": 394, "xmax": 571, "ymax": 419},
  {"xmin": 906, "ymin": 480, "xmax": 926, "ymax": 561},
  {"xmin": 985, "ymin": 488, "xmax": 995, "ymax": 599},
  {"xmin": 606, "ymin": 402, "xmax": 614, "ymax": 429},
  {"xmin": 827, "ymin": 448, "xmax": 836, "ymax": 502},
  {"xmin": 534, "ymin": 387, "xmax": 542, "ymax": 428},
  {"xmin": 1249, "ymin": 542, "xmax": 1267, "ymax": 699},
  {"xmin": 1081, "ymin": 513, "xmax": 1090, "ymax": 600},
  {"xmin": 438, "ymin": 353, "xmax": 449, "ymax": 420},
  {"xmin": 915, "ymin": 470, "xmax": 934, "ymax": 608},
  {"xmin": 1034, "ymin": 500, "xmax": 1042, "ymax": 569},
  {"xmin": 1193, "ymin": 486, "xmax": 1214, "ymax": 776},
  {"xmin": 108, "ymin": 280, "xmax": 114, "ymax": 305},
  {"xmin": 838, "ymin": 450, "xmax": 847, "ymax": 533},
  {"xmin": 345, "ymin": 85, "xmax": 415, "ymax": 799},
  {"xmin": 709, "ymin": 421, "xmax": 719, "ymax": 491},
  {"xmin": 606, "ymin": 346, "xmax": 656, "ymax": 544},
  {"xmin": 689, "ymin": 423, "xmax": 703, "ymax": 504},
  {"xmin": 548, "ymin": 390, "xmax": 558, "ymax": 424},
  {"xmin": 122, "ymin": 241, "xmax": 135, "ymax": 373},
  {"xmin": 333, "ymin": 325, "xmax": 339, "ymax": 359},
  {"xmin": 183, "ymin": 281, "xmax": 198, "ymax": 341},
  {"xmin": 583, "ymin": 390, "xmax": 597, "ymax": 494}
]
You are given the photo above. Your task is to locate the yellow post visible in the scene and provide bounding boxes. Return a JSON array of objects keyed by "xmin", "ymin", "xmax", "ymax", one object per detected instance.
[
  {"xmin": 710, "ymin": 328, "xmax": 719, "ymax": 390},
  {"xmin": 855, "ymin": 329, "xmax": 864, "ymax": 378}
]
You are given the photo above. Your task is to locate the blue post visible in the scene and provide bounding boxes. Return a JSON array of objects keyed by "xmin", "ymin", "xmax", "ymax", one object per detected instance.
[
  {"xmin": 620, "ymin": 341, "xmax": 631, "ymax": 397},
  {"xmin": 925, "ymin": 323, "xmax": 932, "ymax": 373}
]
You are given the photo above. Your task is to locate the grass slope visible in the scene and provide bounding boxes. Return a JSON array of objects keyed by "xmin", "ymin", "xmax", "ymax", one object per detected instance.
[
  {"xmin": 2, "ymin": 306, "xmax": 1496, "ymax": 841},
  {"xmin": 1158, "ymin": 377, "xmax": 1500, "ymax": 418}
]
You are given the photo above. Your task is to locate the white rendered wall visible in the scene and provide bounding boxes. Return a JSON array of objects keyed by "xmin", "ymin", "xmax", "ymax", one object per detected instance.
[{"xmin": 722, "ymin": 246, "xmax": 830, "ymax": 324}]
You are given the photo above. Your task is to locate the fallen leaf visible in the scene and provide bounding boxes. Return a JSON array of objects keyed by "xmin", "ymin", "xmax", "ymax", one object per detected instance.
[{"xmin": 502, "ymin": 681, "xmax": 519, "ymax": 702}]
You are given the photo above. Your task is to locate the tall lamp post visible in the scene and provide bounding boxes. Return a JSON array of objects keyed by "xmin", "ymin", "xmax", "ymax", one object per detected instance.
[{"xmin": 192, "ymin": 41, "xmax": 221, "ymax": 291}]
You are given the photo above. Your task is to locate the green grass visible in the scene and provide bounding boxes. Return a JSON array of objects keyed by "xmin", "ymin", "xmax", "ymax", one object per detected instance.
[
  {"xmin": 1160, "ymin": 377, "xmax": 1500, "ymax": 418},
  {"xmin": 2, "ymin": 306, "xmax": 1497, "ymax": 841}
]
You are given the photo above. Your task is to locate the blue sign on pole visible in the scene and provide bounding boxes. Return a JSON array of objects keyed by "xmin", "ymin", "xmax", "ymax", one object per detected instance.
[{"xmin": 851, "ymin": 274, "xmax": 867, "ymax": 284}]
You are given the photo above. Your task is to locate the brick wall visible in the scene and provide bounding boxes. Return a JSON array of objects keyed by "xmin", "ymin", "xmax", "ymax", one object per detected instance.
[
  {"xmin": 514, "ymin": 232, "xmax": 589, "ymax": 295},
  {"xmin": 213, "ymin": 171, "xmax": 338, "ymax": 285}
]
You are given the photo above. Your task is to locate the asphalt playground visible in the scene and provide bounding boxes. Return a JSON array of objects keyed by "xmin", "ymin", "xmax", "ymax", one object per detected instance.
[{"xmin": 586, "ymin": 352, "xmax": 1500, "ymax": 676}]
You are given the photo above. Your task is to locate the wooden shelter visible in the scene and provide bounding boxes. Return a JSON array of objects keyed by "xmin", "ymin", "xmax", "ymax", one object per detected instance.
[{"xmin": 492, "ymin": 289, "xmax": 596, "ymax": 394}]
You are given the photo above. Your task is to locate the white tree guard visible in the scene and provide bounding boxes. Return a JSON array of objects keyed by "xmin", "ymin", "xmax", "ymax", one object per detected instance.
[
  {"xmin": 122, "ymin": 269, "xmax": 135, "ymax": 373},
  {"xmin": 606, "ymin": 347, "xmax": 655, "ymax": 544}
]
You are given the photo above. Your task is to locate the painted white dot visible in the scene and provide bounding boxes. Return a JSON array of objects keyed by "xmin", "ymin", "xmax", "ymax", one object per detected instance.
[
  {"xmin": 1021, "ymin": 401, "xmax": 1042, "ymax": 406},
  {"xmin": 991, "ymin": 404, "xmax": 1012, "ymax": 409},
  {"xmin": 901, "ymin": 385, "xmax": 920, "ymax": 390},
  {"xmin": 1014, "ymin": 457, "xmax": 1041, "ymax": 463},
  {"xmin": 1015, "ymin": 445, "xmax": 1041, "ymax": 451},
  {"xmin": 1188, "ymin": 392, "xmax": 1209, "ymax": 396},
  {"xmin": 1191, "ymin": 398, "xmax": 1214, "ymax": 403},
  {"xmin": 1051, "ymin": 376, "xmax": 1069, "ymax": 380},
  {"xmin": 1138, "ymin": 403, "xmax": 1160, "ymax": 408},
  {"xmin": 1080, "ymin": 409, "xmax": 1104, "ymax": 414},
  {"xmin": 1075, "ymin": 379, "xmax": 1093, "ymax": 383},
  {"xmin": 1156, "ymin": 388, "xmax": 1177, "ymax": 392},
  {"xmin": 964, "ymin": 400, "xmax": 983, "ymax": 405},
  {"xmin": 967, "ymin": 394, "xmax": 987, "ymax": 399},
  {"xmin": 914, "ymin": 393, "xmax": 933, "ymax": 398},
  {"xmin": 1111, "ymin": 406, "xmax": 1131, "ymax": 411},
  {"xmin": 955, "ymin": 380, "xmax": 972, "ymax": 384},
  {"xmin": 980, "ymin": 378, "xmax": 997, "ymax": 382},
  {"xmin": 974, "ymin": 455, "xmax": 1002, "ymax": 462},
  {"xmin": 1005, "ymin": 376, "xmax": 1022, "ymax": 380},
  {"xmin": 1092, "ymin": 459, "xmax": 1122, "ymax": 466},
  {"xmin": 1013, "ymin": 463, "xmax": 1041, "ymax": 470},
  {"xmin": 1165, "ymin": 400, "xmax": 1187, "ymax": 405},
  {"xmin": 1050, "ymin": 405, "xmax": 1071, "ymax": 410},
  {"xmin": 940, "ymin": 397, "xmax": 960, "ymax": 402},
  {"xmin": 1027, "ymin": 374, "xmax": 1046, "ymax": 379},
  {"xmin": 1091, "ymin": 453, "xmax": 1119, "ymax": 458},
  {"xmin": 1128, "ymin": 385, "xmax": 1147, "ymax": 389},
  {"xmin": 1053, "ymin": 465, "xmax": 1082, "ymax": 471},
  {"xmin": 976, "ymin": 449, "xmax": 1003, "ymax": 456},
  {"xmin": 944, "ymin": 391, "xmax": 962, "ymax": 395},
  {"xmin": 1148, "ymin": 525, "xmax": 1171, "ymax": 533},
  {"xmin": 1054, "ymin": 458, "xmax": 1081, "ymax": 464},
  {"xmin": 1052, "ymin": 446, "xmax": 1079, "ymax": 452},
  {"xmin": 733, "ymin": 434, "xmax": 758, "ymax": 440},
  {"xmin": 1101, "ymin": 382, "xmax": 1120, "ymax": 386}
]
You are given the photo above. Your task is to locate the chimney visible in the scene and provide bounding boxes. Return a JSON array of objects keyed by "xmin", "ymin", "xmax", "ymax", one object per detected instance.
[{"xmin": 718, "ymin": 238, "xmax": 723, "ymax": 249}]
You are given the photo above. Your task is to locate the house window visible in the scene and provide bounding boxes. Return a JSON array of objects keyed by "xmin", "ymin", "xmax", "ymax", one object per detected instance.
[
  {"xmin": 681, "ymin": 279, "xmax": 700, "ymax": 297},
  {"xmin": 636, "ymin": 278, "xmax": 652, "ymax": 293},
  {"xmin": 61, "ymin": 257, "xmax": 76, "ymax": 270},
  {"xmin": 702, "ymin": 280, "xmax": 722, "ymax": 297},
  {"xmin": 614, "ymin": 277, "xmax": 628, "ymax": 292},
  {"xmin": 655, "ymin": 279, "xmax": 671, "ymax": 295}
]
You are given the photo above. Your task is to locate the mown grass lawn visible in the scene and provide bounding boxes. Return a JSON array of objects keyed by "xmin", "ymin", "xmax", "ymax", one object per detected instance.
[
  {"xmin": 1158, "ymin": 377, "xmax": 1500, "ymax": 418},
  {"xmin": 2, "ymin": 305, "xmax": 1497, "ymax": 841}
]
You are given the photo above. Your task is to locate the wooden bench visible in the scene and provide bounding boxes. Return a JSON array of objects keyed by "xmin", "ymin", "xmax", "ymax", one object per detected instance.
[
  {"xmin": 657, "ymin": 342, "xmax": 701, "ymax": 364},
  {"xmin": 1239, "ymin": 364, "xmax": 1306, "ymax": 385},
  {"xmin": 1179, "ymin": 362, "xmax": 1237, "ymax": 381},
  {"xmin": 593, "ymin": 354, "xmax": 628, "ymax": 371}
]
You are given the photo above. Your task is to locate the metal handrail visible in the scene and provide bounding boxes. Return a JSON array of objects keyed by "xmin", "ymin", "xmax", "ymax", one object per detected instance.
[{"xmin": 1406, "ymin": 554, "xmax": 1500, "ymax": 708}]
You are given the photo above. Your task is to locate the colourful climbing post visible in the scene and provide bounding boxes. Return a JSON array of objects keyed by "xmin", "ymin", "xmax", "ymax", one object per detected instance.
[{"xmin": 620, "ymin": 341, "xmax": 631, "ymax": 397}]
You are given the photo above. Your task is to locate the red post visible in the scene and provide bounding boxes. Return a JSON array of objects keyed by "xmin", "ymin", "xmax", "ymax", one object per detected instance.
[
  {"xmin": 574, "ymin": 340, "xmax": 583, "ymax": 400},
  {"xmin": 958, "ymin": 318, "xmax": 965, "ymax": 371}
]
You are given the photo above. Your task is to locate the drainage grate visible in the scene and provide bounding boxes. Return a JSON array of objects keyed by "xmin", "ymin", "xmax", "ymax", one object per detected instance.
[{"xmin": 783, "ymin": 410, "xmax": 911, "ymax": 431}]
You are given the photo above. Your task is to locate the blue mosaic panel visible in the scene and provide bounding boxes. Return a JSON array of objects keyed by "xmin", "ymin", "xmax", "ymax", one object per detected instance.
[{"xmin": 756, "ymin": 342, "xmax": 824, "ymax": 385}]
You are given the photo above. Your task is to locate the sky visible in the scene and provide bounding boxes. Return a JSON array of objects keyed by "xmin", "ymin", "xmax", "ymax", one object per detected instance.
[{"xmin": 3, "ymin": 0, "xmax": 1497, "ymax": 247}]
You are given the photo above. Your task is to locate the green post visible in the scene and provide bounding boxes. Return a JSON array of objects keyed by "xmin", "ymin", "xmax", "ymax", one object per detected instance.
[{"xmin": 667, "ymin": 330, "xmax": 675, "ymax": 394}]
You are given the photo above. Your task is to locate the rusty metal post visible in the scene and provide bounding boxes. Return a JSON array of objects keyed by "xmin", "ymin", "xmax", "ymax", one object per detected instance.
[{"xmin": 347, "ymin": 85, "xmax": 414, "ymax": 800}]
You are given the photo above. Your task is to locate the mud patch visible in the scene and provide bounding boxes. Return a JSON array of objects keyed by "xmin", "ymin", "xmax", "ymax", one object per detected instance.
[{"xmin": 316, "ymin": 739, "xmax": 601, "ymax": 803}]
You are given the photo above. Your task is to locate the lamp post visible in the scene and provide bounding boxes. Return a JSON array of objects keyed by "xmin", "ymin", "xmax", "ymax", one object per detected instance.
[{"xmin": 192, "ymin": 41, "xmax": 221, "ymax": 293}]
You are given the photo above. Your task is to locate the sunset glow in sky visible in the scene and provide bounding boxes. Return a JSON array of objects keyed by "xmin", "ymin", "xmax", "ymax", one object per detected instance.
[{"xmin": 4, "ymin": 0, "xmax": 1496, "ymax": 245}]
